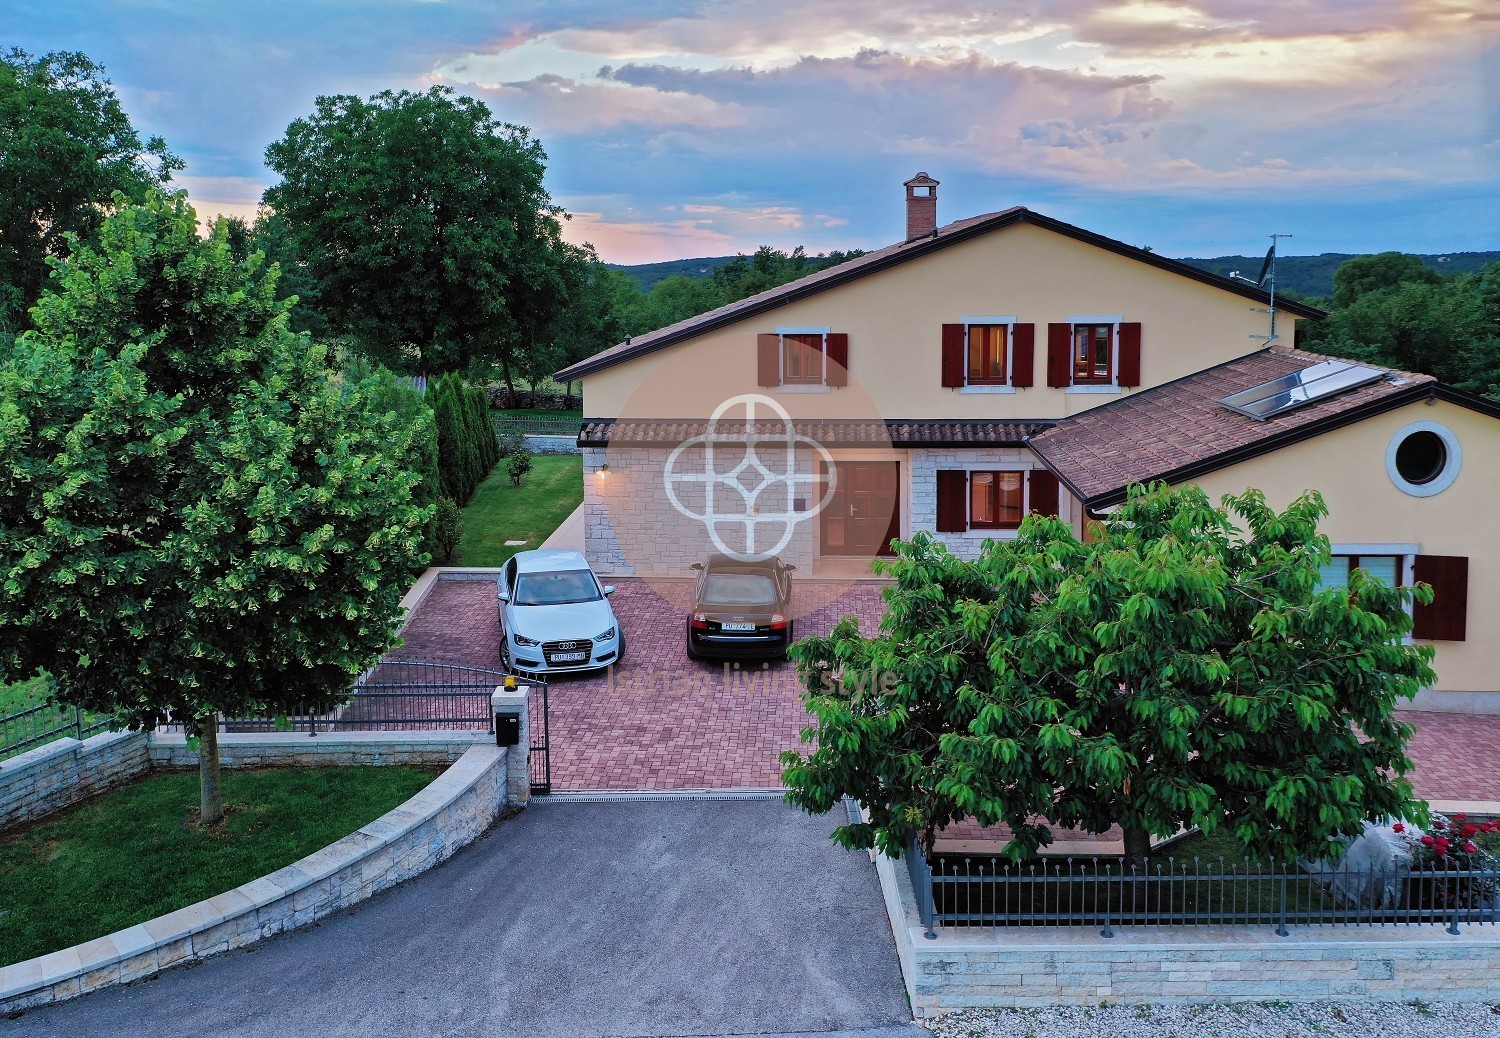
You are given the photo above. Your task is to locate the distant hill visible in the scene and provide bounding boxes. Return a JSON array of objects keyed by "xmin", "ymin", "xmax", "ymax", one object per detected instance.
[
  {"xmin": 613, "ymin": 251, "xmax": 1500, "ymax": 301},
  {"xmin": 1177, "ymin": 252, "xmax": 1500, "ymax": 301},
  {"xmin": 607, "ymin": 256, "xmax": 739, "ymax": 290}
]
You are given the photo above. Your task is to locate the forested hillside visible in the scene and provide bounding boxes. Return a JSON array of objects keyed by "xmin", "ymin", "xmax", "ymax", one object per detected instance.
[{"xmin": 613, "ymin": 251, "xmax": 1500, "ymax": 302}]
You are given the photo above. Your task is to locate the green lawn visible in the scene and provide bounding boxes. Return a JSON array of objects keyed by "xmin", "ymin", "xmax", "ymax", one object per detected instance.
[
  {"xmin": 0, "ymin": 766, "xmax": 438, "ymax": 966},
  {"xmin": 0, "ymin": 677, "xmax": 48, "ymax": 718},
  {"xmin": 452, "ymin": 454, "xmax": 583, "ymax": 567}
]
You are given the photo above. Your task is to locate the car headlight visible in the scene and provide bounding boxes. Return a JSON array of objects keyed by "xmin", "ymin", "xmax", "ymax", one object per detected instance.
[
  {"xmin": 593, "ymin": 627, "xmax": 616, "ymax": 642},
  {"xmin": 513, "ymin": 633, "xmax": 540, "ymax": 647}
]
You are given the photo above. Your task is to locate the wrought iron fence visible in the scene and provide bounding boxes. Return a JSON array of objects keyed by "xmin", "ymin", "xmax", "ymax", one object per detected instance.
[
  {"xmin": 492, "ymin": 415, "xmax": 582, "ymax": 440},
  {"xmin": 908, "ymin": 839, "xmax": 1500, "ymax": 939},
  {"xmin": 1, "ymin": 702, "xmax": 115, "ymax": 762}
]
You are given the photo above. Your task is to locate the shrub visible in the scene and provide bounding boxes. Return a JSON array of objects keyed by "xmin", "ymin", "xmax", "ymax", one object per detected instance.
[
  {"xmin": 506, "ymin": 451, "xmax": 533, "ymax": 487},
  {"xmin": 432, "ymin": 497, "xmax": 462, "ymax": 562}
]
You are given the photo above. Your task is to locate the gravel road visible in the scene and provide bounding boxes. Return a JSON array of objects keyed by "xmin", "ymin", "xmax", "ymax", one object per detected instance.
[{"xmin": 925, "ymin": 1002, "xmax": 1500, "ymax": 1038}]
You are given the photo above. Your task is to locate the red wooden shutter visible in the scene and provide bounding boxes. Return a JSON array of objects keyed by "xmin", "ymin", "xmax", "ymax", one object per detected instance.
[
  {"xmin": 1027, "ymin": 469, "xmax": 1059, "ymax": 517},
  {"xmin": 941, "ymin": 324, "xmax": 965, "ymax": 387},
  {"xmin": 936, "ymin": 470, "xmax": 967, "ymax": 532},
  {"xmin": 1118, "ymin": 322, "xmax": 1142, "ymax": 387},
  {"xmin": 1047, "ymin": 323, "xmax": 1072, "ymax": 387},
  {"xmin": 825, "ymin": 333, "xmax": 849, "ymax": 387},
  {"xmin": 1011, "ymin": 324, "xmax": 1035, "ymax": 387},
  {"xmin": 757, "ymin": 333, "xmax": 780, "ymax": 387},
  {"xmin": 1412, "ymin": 555, "xmax": 1468, "ymax": 641}
]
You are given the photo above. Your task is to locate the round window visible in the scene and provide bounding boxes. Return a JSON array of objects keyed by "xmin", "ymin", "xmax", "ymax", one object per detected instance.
[
  {"xmin": 1386, "ymin": 421, "xmax": 1461, "ymax": 497},
  {"xmin": 1393, "ymin": 430, "xmax": 1446, "ymax": 485}
]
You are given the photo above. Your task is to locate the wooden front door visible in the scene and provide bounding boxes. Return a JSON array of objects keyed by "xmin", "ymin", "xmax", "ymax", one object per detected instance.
[{"xmin": 820, "ymin": 461, "xmax": 900, "ymax": 557}]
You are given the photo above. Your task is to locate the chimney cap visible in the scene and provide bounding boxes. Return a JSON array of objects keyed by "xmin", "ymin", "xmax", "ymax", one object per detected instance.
[{"xmin": 903, "ymin": 171, "xmax": 940, "ymax": 188}]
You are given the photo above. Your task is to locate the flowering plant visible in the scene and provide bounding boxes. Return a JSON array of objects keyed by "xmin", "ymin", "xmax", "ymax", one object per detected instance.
[{"xmin": 1394, "ymin": 813, "xmax": 1500, "ymax": 910}]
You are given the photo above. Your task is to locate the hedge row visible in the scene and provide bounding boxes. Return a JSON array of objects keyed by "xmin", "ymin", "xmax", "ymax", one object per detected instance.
[{"xmin": 431, "ymin": 373, "xmax": 499, "ymax": 505}]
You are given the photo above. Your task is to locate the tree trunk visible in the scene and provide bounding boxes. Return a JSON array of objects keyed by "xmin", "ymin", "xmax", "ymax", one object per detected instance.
[
  {"xmin": 500, "ymin": 354, "xmax": 518, "ymax": 411},
  {"xmin": 1122, "ymin": 825, "xmax": 1152, "ymax": 870},
  {"xmin": 199, "ymin": 719, "xmax": 224, "ymax": 825}
]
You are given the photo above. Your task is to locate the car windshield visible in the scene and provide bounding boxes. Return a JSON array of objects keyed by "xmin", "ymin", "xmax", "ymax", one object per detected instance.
[
  {"xmin": 701, "ymin": 572, "xmax": 778, "ymax": 606},
  {"xmin": 514, "ymin": 570, "xmax": 601, "ymax": 606}
]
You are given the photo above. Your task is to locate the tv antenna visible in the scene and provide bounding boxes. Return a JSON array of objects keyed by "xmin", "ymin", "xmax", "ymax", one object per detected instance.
[{"xmin": 1229, "ymin": 233, "xmax": 1293, "ymax": 346}]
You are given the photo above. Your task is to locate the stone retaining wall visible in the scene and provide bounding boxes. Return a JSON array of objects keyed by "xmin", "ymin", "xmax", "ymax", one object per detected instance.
[
  {"xmin": 875, "ymin": 851, "xmax": 1500, "ymax": 1015},
  {"xmin": 0, "ymin": 740, "xmax": 514, "ymax": 1015},
  {"xmin": 524, "ymin": 433, "xmax": 581, "ymax": 455},
  {"xmin": 0, "ymin": 730, "xmax": 152, "ymax": 830},
  {"xmin": 147, "ymin": 731, "xmax": 489, "ymax": 769}
]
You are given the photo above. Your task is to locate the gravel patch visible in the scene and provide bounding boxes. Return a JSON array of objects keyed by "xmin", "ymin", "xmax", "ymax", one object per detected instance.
[{"xmin": 926, "ymin": 1002, "xmax": 1500, "ymax": 1038}]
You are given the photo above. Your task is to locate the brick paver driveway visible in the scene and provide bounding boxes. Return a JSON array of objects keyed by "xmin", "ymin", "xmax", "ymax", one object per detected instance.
[
  {"xmin": 397, "ymin": 576, "xmax": 885, "ymax": 789},
  {"xmin": 396, "ymin": 574, "xmax": 1500, "ymax": 803}
]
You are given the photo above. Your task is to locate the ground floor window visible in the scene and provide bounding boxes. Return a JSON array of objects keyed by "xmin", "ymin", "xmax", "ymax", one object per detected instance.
[
  {"xmin": 1317, "ymin": 554, "xmax": 1402, "ymax": 590},
  {"xmin": 968, "ymin": 471, "xmax": 1025, "ymax": 528}
]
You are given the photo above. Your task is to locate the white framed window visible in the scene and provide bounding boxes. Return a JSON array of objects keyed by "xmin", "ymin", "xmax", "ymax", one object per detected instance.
[
  {"xmin": 1064, "ymin": 314, "xmax": 1122, "ymax": 394},
  {"xmin": 775, "ymin": 325, "xmax": 831, "ymax": 392},
  {"xmin": 960, "ymin": 315, "xmax": 1017, "ymax": 394}
]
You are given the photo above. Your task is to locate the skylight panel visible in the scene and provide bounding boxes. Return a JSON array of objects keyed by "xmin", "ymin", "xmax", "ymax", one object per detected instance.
[{"xmin": 1219, "ymin": 361, "xmax": 1387, "ymax": 421}]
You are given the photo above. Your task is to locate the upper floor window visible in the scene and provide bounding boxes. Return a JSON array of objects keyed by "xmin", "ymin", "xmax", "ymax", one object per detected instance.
[
  {"xmin": 942, "ymin": 320, "xmax": 1033, "ymax": 389},
  {"xmin": 782, "ymin": 333, "xmax": 825, "ymax": 384},
  {"xmin": 757, "ymin": 328, "xmax": 849, "ymax": 389},
  {"xmin": 1072, "ymin": 324, "xmax": 1113, "ymax": 384},
  {"xmin": 1047, "ymin": 320, "xmax": 1141, "ymax": 390},
  {"xmin": 967, "ymin": 325, "xmax": 1008, "ymax": 385}
]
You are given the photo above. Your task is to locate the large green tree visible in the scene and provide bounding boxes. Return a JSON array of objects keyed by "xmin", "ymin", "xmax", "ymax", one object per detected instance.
[
  {"xmin": 783, "ymin": 484, "xmax": 1434, "ymax": 865},
  {"xmin": 0, "ymin": 193, "xmax": 429, "ymax": 822},
  {"xmin": 0, "ymin": 48, "xmax": 181, "ymax": 332},
  {"xmin": 263, "ymin": 86, "xmax": 567, "ymax": 374}
]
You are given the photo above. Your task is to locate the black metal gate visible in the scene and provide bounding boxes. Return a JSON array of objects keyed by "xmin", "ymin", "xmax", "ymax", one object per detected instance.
[{"xmin": 193, "ymin": 658, "xmax": 553, "ymax": 795}]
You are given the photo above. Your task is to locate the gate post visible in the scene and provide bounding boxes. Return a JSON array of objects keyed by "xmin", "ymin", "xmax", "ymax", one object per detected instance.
[{"xmin": 491, "ymin": 679, "xmax": 531, "ymax": 806}]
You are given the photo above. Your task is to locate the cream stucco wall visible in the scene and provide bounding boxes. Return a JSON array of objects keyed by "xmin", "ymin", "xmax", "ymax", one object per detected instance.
[
  {"xmin": 583, "ymin": 221, "xmax": 1300, "ymax": 422},
  {"xmin": 1190, "ymin": 398, "xmax": 1498, "ymax": 699}
]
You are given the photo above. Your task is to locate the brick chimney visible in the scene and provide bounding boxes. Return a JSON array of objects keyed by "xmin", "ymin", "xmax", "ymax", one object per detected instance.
[{"xmin": 904, "ymin": 171, "xmax": 940, "ymax": 240}]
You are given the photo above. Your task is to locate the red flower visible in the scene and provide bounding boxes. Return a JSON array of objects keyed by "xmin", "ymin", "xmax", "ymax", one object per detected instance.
[
  {"xmin": 1421, "ymin": 835, "xmax": 1436, "ymax": 846},
  {"xmin": 1462, "ymin": 824, "xmax": 1478, "ymax": 838},
  {"xmin": 1392, "ymin": 823, "xmax": 1406, "ymax": 833},
  {"xmin": 1464, "ymin": 842, "xmax": 1478, "ymax": 854},
  {"xmin": 1453, "ymin": 813, "xmax": 1468, "ymax": 822}
]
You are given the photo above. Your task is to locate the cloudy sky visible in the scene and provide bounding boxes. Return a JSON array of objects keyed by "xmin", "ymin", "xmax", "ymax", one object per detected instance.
[{"xmin": 6, "ymin": 1, "xmax": 1498, "ymax": 263}]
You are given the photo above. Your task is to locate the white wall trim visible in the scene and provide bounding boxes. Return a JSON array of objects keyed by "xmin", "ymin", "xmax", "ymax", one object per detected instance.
[
  {"xmin": 1331, "ymin": 543, "xmax": 1421, "ymax": 556},
  {"xmin": 1386, "ymin": 420, "xmax": 1462, "ymax": 498},
  {"xmin": 958, "ymin": 385, "xmax": 1016, "ymax": 395},
  {"xmin": 1066, "ymin": 314, "xmax": 1124, "ymax": 324},
  {"xmin": 960, "ymin": 315, "xmax": 1017, "ymax": 325},
  {"xmin": 774, "ymin": 325, "xmax": 831, "ymax": 335},
  {"xmin": 1064, "ymin": 385, "xmax": 1122, "ymax": 395}
]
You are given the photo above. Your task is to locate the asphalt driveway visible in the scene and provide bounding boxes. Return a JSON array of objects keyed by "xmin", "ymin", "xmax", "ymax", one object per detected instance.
[{"xmin": 3, "ymin": 798, "xmax": 920, "ymax": 1038}]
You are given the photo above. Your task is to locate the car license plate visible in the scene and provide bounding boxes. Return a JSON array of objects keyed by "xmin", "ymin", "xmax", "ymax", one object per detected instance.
[
  {"xmin": 549, "ymin": 651, "xmax": 588, "ymax": 663},
  {"xmin": 721, "ymin": 622, "xmax": 756, "ymax": 632}
]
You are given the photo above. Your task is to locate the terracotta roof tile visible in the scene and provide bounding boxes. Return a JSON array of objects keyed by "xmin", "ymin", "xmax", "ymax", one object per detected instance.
[
  {"xmin": 579, "ymin": 418, "xmax": 1051, "ymax": 448},
  {"xmin": 1028, "ymin": 349, "xmax": 1434, "ymax": 505}
]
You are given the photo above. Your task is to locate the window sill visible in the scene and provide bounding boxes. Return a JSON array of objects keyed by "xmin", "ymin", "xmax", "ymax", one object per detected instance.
[
  {"xmin": 775, "ymin": 384, "xmax": 833, "ymax": 394},
  {"xmin": 959, "ymin": 385, "xmax": 1017, "ymax": 395},
  {"xmin": 1065, "ymin": 385, "xmax": 1122, "ymax": 395}
]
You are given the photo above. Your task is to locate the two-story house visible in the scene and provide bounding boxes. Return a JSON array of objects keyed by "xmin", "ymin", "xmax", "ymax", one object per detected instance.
[{"xmin": 556, "ymin": 174, "xmax": 1498, "ymax": 713}]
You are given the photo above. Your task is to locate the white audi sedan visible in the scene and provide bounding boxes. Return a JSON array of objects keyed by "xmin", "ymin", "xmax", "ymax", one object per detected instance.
[{"xmin": 498, "ymin": 549, "xmax": 623, "ymax": 674}]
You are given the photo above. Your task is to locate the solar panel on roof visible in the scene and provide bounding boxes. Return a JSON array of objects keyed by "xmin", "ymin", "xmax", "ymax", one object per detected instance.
[{"xmin": 1218, "ymin": 360, "xmax": 1387, "ymax": 421}]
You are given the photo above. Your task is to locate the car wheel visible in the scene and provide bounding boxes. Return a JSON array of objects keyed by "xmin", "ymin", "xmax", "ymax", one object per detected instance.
[
  {"xmin": 685, "ymin": 621, "xmax": 701, "ymax": 661},
  {"xmin": 499, "ymin": 635, "xmax": 512, "ymax": 672},
  {"xmin": 615, "ymin": 628, "xmax": 626, "ymax": 666}
]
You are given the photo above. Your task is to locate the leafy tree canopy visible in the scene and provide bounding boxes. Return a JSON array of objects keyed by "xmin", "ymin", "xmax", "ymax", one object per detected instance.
[
  {"xmin": 1330, "ymin": 251, "xmax": 1442, "ymax": 309},
  {"xmin": 0, "ymin": 192, "xmax": 429, "ymax": 819},
  {"xmin": 264, "ymin": 86, "xmax": 566, "ymax": 374},
  {"xmin": 0, "ymin": 48, "xmax": 181, "ymax": 332},
  {"xmin": 783, "ymin": 484, "xmax": 1434, "ymax": 864}
]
